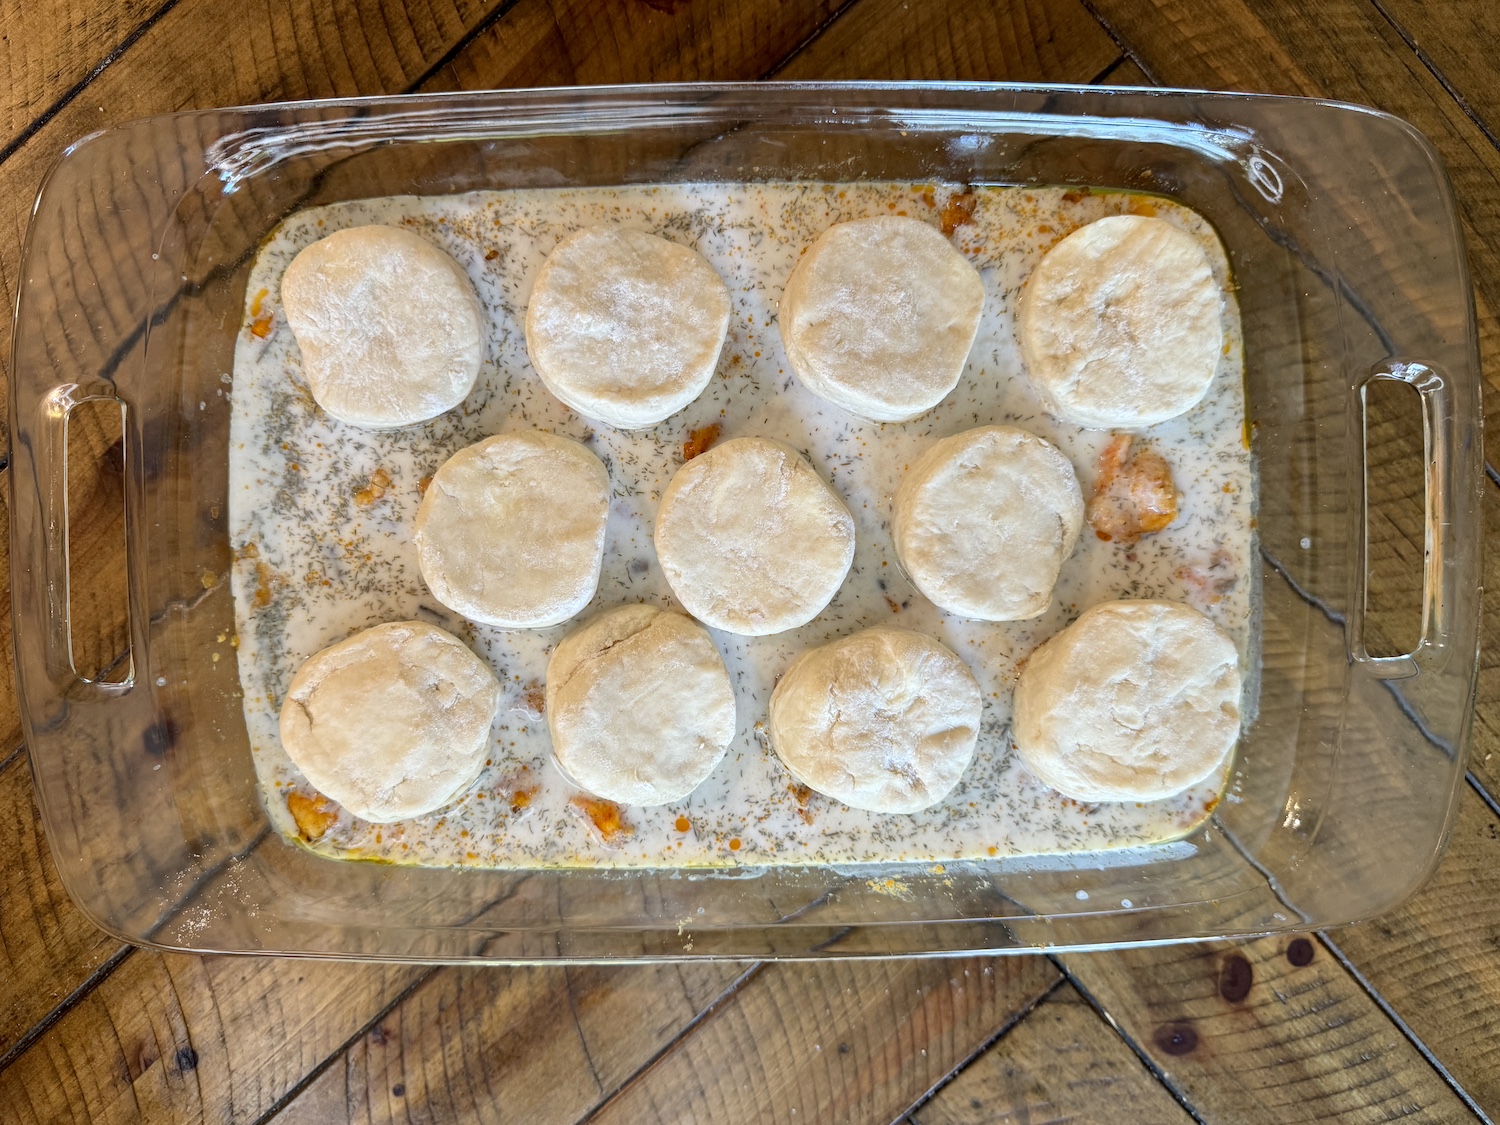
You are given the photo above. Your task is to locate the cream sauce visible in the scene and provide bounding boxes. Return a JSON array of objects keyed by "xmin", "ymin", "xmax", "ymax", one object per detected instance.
[{"xmin": 228, "ymin": 182, "xmax": 1255, "ymax": 869}]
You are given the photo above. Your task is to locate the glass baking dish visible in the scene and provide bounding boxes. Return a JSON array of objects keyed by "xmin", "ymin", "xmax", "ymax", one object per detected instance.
[{"xmin": 10, "ymin": 82, "xmax": 1482, "ymax": 961}]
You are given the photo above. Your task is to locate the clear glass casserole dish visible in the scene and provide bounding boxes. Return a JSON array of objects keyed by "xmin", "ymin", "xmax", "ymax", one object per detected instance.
[{"xmin": 10, "ymin": 82, "xmax": 1482, "ymax": 961}]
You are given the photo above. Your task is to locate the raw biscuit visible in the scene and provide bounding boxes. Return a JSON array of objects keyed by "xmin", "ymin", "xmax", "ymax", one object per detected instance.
[{"xmin": 281, "ymin": 225, "xmax": 484, "ymax": 429}]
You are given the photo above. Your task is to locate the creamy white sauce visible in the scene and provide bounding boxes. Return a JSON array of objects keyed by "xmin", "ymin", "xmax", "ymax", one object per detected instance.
[{"xmin": 228, "ymin": 182, "xmax": 1255, "ymax": 869}]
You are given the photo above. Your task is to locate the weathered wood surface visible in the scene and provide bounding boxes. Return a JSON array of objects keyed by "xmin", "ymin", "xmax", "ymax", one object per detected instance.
[{"xmin": 2, "ymin": 0, "xmax": 1499, "ymax": 1123}]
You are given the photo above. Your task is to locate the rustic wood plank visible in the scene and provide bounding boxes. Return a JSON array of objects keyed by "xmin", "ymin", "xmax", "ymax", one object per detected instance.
[
  {"xmin": 0, "ymin": 751, "xmax": 123, "ymax": 1067},
  {"xmin": 773, "ymin": 0, "xmax": 1118, "ymax": 83},
  {"xmin": 0, "ymin": 0, "xmax": 166, "ymax": 155},
  {"xmin": 1082, "ymin": 0, "xmax": 1500, "ymax": 414},
  {"xmin": 0, "ymin": 0, "xmax": 507, "ymax": 441},
  {"xmin": 425, "ymin": 0, "xmax": 852, "ymax": 91},
  {"xmin": 0, "ymin": 955, "xmax": 425, "ymax": 1123},
  {"xmin": 0, "ymin": 0, "xmax": 976, "ymax": 1110},
  {"xmin": 1463, "ymin": 405, "xmax": 1500, "ymax": 800},
  {"xmin": 588, "ymin": 957, "xmax": 1060, "ymax": 1125},
  {"xmin": 1367, "ymin": 0, "xmax": 1500, "ymax": 143},
  {"xmin": 1062, "ymin": 931, "xmax": 1479, "ymax": 1122},
  {"xmin": 912, "ymin": 983, "xmax": 1194, "ymax": 1125},
  {"xmin": 1097, "ymin": 56, "xmax": 1152, "ymax": 86},
  {"xmin": 0, "ymin": 0, "xmax": 514, "ymax": 1091},
  {"xmin": 272, "ymin": 963, "xmax": 746, "ymax": 1125},
  {"xmin": 1325, "ymin": 787, "xmax": 1500, "ymax": 1119}
]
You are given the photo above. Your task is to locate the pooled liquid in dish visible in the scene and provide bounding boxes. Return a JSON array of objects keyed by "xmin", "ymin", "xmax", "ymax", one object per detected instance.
[{"xmin": 229, "ymin": 182, "xmax": 1256, "ymax": 869}]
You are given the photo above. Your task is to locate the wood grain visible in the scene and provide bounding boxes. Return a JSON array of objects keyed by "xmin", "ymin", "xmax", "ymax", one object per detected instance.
[
  {"xmin": 0, "ymin": 0, "xmax": 166, "ymax": 153},
  {"xmin": 273, "ymin": 963, "xmax": 746, "ymax": 1125},
  {"xmin": 912, "ymin": 983, "xmax": 1194, "ymax": 1125},
  {"xmin": 0, "ymin": 955, "xmax": 424, "ymax": 1123},
  {"xmin": 1082, "ymin": 0, "xmax": 1500, "ymax": 419},
  {"xmin": 0, "ymin": 751, "xmax": 123, "ymax": 1066},
  {"xmin": 1463, "ymin": 458, "xmax": 1500, "ymax": 799},
  {"xmin": 0, "ymin": 0, "xmax": 506, "ymax": 440},
  {"xmin": 773, "ymin": 0, "xmax": 1119, "ymax": 83},
  {"xmin": 1325, "ymin": 787, "xmax": 1500, "ymax": 1119},
  {"xmin": 1062, "ymin": 932, "xmax": 1479, "ymax": 1123},
  {"xmin": 426, "ymin": 0, "xmax": 852, "ymax": 91},
  {"xmin": 587, "ymin": 957, "xmax": 1059, "ymax": 1125},
  {"xmin": 1368, "ymin": 0, "xmax": 1500, "ymax": 142}
]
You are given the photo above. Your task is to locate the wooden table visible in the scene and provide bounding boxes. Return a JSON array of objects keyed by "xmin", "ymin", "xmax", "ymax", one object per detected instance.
[{"xmin": 3, "ymin": 1, "xmax": 1500, "ymax": 1121}]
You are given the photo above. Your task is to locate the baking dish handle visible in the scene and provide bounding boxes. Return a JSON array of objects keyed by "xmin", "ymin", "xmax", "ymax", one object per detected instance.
[
  {"xmin": 36, "ymin": 381, "xmax": 134, "ymax": 692},
  {"xmin": 1349, "ymin": 359, "xmax": 1457, "ymax": 680}
]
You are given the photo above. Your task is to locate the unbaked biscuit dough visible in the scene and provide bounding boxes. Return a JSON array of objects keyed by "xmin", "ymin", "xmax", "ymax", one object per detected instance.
[
  {"xmin": 893, "ymin": 426, "xmax": 1083, "ymax": 621},
  {"xmin": 778, "ymin": 216, "xmax": 985, "ymax": 423},
  {"xmin": 281, "ymin": 225, "xmax": 484, "ymax": 429},
  {"xmin": 655, "ymin": 436, "xmax": 856, "ymax": 636},
  {"xmin": 1018, "ymin": 214, "xmax": 1224, "ymax": 429},
  {"xmin": 769, "ymin": 625, "xmax": 983, "ymax": 814},
  {"xmin": 525, "ymin": 225, "xmax": 731, "ymax": 429},
  {"xmin": 1012, "ymin": 600, "xmax": 1241, "ymax": 802},
  {"xmin": 413, "ymin": 431, "xmax": 609, "ymax": 629},
  {"xmin": 546, "ymin": 604, "xmax": 737, "ymax": 806},
  {"xmin": 278, "ymin": 621, "xmax": 501, "ymax": 823}
]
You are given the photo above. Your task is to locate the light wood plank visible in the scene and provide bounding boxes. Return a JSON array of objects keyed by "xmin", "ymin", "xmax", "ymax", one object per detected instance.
[
  {"xmin": 0, "ymin": 752, "xmax": 122, "ymax": 1066},
  {"xmin": 0, "ymin": 0, "xmax": 514, "ymax": 1089},
  {"xmin": 0, "ymin": 0, "xmax": 166, "ymax": 153},
  {"xmin": 1063, "ymin": 932, "xmax": 1478, "ymax": 1122},
  {"xmin": 0, "ymin": 0, "xmax": 507, "ymax": 445},
  {"xmin": 588, "ymin": 957, "xmax": 1060, "ymax": 1125},
  {"xmin": 1464, "ymin": 420, "xmax": 1500, "ymax": 800},
  {"xmin": 1326, "ymin": 787, "xmax": 1500, "ymax": 1119},
  {"xmin": 774, "ymin": 0, "xmax": 1118, "ymax": 83},
  {"xmin": 0, "ymin": 955, "xmax": 425, "ymax": 1123},
  {"xmin": 1082, "ymin": 0, "xmax": 1500, "ymax": 408},
  {"xmin": 272, "ymin": 963, "xmax": 745, "ymax": 1125},
  {"xmin": 913, "ymin": 983, "xmax": 1193, "ymax": 1125}
]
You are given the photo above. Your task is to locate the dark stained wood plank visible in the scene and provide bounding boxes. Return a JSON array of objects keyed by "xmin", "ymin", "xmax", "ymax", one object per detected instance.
[
  {"xmin": 912, "ymin": 983, "xmax": 1194, "ymax": 1125},
  {"xmin": 774, "ymin": 0, "xmax": 1118, "ymax": 82},
  {"xmin": 1368, "ymin": 0, "xmax": 1500, "ymax": 144},
  {"xmin": 272, "ymin": 963, "xmax": 746, "ymax": 1125},
  {"xmin": 0, "ymin": 0, "xmax": 167, "ymax": 153},
  {"xmin": 0, "ymin": 955, "xmax": 425, "ymax": 1124},
  {"xmin": 425, "ymin": 0, "xmax": 852, "ymax": 90},
  {"xmin": 1326, "ymin": 787, "xmax": 1500, "ymax": 1119},
  {"xmin": 588, "ymin": 957, "xmax": 1060, "ymax": 1125},
  {"xmin": 1062, "ymin": 932, "xmax": 1479, "ymax": 1122}
]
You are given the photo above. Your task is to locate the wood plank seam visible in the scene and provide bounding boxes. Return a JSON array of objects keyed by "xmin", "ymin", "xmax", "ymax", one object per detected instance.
[
  {"xmin": 1094, "ymin": 55, "xmax": 1142, "ymax": 84},
  {"xmin": 568, "ymin": 961, "xmax": 765, "ymax": 1124},
  {"xmin": 573, "ymin": 963, "xmax": 773, "ymax": 1123},
  {"xmin": 1365, "ymin": 0, "xmax": 1500, "ymax": 156},
  {"xmin": 1055, "ymin": 959, "xmax": 1212, "ymax": 1125},
  {"xmin": 405, "ymin": 0, "xmax": 527, "ymax": 93},
  {"xmin": 245, "ymin": 968, "xmax": 443, "ymax": 1125},
  {"xmin": 1466, "ymin": 771, "xmax": 1500, "ymax": 821},
  {"xmin": 760, "ymin": 0, "xmax": 871, "ymax": 80},
  {"xmin": 1069, "ymin": 0, "xmax": 1163, "ymax": 84},
  {"xmin": 0, "ymin": 0, "xmax": 186, "ymax": 170},
  {"xmin": 898, "ymin": 972, "xmax": 1071, "ymax": 1122},
  {"xmin": 1086, "ymin": 54, "xmax": 1130, "ymax": 86},
  {"xmin": 1317, "ymin": 931, "xmax": 1497, "ymax": 1124},
  {"xmin": 0, "ymin": 943, "xmax": 133, "ymax": 1075}
]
